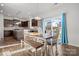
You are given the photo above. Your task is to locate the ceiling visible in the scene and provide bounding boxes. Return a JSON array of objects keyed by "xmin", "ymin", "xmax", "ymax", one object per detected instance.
[{"xmin": 0, "ymin": 3, "xmax": 60, "ymax": 20}]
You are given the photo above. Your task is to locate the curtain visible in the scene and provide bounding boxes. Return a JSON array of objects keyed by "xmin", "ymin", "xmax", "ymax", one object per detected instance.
[{"xmin": 61, "ymin": 13, "xmax": 68, "ymax": 44}]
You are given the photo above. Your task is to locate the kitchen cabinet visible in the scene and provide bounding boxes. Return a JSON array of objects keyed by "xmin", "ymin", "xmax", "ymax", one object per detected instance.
[
  {"xmin": 32, "ymin": 19, "xmax": 38, "ymax": 27},
  {"xmin": 21, "ymin": 21, "xmax": 28, "ymax": 27}
]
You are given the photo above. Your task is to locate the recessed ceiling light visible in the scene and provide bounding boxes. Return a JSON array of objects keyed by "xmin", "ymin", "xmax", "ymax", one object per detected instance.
[{"xmin": 0, "ymin": 3, "xmax": 4, "ymax": 6}]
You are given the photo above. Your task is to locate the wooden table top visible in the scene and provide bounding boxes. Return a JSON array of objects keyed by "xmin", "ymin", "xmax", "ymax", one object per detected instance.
[{"xmin": 25, "ymin": 39, "xmax": 44, "ymax": 49}]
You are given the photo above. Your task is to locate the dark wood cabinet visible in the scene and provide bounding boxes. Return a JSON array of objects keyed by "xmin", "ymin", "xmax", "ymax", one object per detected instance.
[
  {"xmin": 21, "ymin": 21, "xmax": 28, "ymax": 27},
  {"xmin": 4, "ymin": 19, "xmax": 20, "ymax": 27},
  {"xmin": 32, "ymin": 19, "xmax": 38, "ymax": 26},
  {"xmin": 4, "ymin": 19, "xmax": 14, "ymax": 27}
]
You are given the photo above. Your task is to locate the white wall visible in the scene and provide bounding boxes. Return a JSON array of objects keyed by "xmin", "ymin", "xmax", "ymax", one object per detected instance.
[
  {"xmin": 39, "ymin": 3, "xmax": 79, "ymax": 47},
  {"xmin": 0, "ymin": 14, "xmax": 4, "ymax": 41}
]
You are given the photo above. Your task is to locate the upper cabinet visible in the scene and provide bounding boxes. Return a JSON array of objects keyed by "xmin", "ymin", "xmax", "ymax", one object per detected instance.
[
  {"xmin": 32, "ymin": 19, "xmax": 38, "ymax": 27},
  {"xmin": 21, "ymin": 21, "xmax": 28, "ymax": 27},
  {"xmin": 4, "ymin": 19, "xmax": 14, "ymax": 27},
  {"xmin": 4, "ymin": 19, "xmax": 20, "ymax": 27}
]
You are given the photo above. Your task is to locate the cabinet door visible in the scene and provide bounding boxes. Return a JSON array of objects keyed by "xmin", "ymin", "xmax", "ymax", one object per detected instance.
[
  {"xmin": 32, "ymin": 19, "xmax": 38, "ymax": 26},
  {"xmin": 21, "ymin": 21, "xmax": 28, "ymax": 27}
]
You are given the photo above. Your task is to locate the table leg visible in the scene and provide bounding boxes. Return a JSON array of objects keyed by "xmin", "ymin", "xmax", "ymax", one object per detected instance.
[
  {"xmin": 50, "ymin": 39, "xmax": 53, "ymax": 56},
  {"xmin": 55, "ymin": 42, "xmax": 58, "ymax": 56},
  {"xmin": 21, "ymin": 40, "xmax": 23, "ymax": 48},
  {"xmin": 44, "ymin": 39, "xmax": 47, "ymax": 56},
  {"xmin": 35, "ymin": 49, "xmax": 37, "ymax": 56},
  {"xmin": 41, "ymin": 47, "xmax": 43, "ymax": 56}
]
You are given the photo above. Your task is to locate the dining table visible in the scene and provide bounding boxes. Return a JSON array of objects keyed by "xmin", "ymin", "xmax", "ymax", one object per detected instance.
[{"xmin": 24, "ymin": 36, "xmax": 44, "ymax": 56}]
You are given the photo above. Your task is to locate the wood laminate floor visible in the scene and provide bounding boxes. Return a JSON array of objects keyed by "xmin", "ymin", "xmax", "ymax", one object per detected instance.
[
  {"xmin": 0, "ymin": 36, "xmax": 79, "ymax": 56},
  {"xmin": 0, "ymin": 36, "xmax": 20, "ymax": 46}
]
